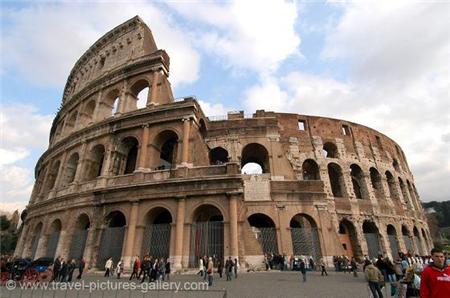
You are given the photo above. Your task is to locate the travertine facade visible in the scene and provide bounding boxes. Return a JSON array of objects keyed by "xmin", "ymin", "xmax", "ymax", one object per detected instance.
[{"xmin": 15, "ymin": 16, "xmax": 432, "ymax": 270}]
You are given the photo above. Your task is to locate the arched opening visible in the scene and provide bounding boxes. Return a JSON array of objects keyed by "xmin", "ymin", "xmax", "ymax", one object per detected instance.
[
  {"xmin": 413, "ymin": 227, "xmax": 423, "ymax": 256},
  {"xmin": 45, "ymin": 160, "xmax": 61, "ymax": 192},
  {"xmin": 402, "ymin": 225, "xmax": 413, "ymax": 253},
  {"xmin": 97, "ymin": 211, "xmax": 126, "ymax": 268},
  {"xmin": 350, "ymin": 164, "xmax": 367, "ymax": 199},
  {"xmin": 62, "ymin": 153, "xmax": 79, "ymax": 186},
  {"xmin": 120, "ymin": 137, "xmax": 139, "ymax": 174},
  {"xmin": 385, "ymin": 171, "xmax": 400, "ymax": 202},
  {"xmin": 338, "ymin": 219, "xmax": 361, "ymax": 258},
  {"xmin": 241, "ymin": 143, "xmax": 270, "ymax": 174},
  {"xmin": 290, "ymin": 214, "xmax": 321, "ymax": 260},
  {"xmin": 323, "ymin": 142, "xmax": 338, "ymax": 158},
  {"xmin": 85, "ymin": 144, "xmax": 105, "ymax": 180},
  {"xmin": 387, "ymin": 225, "xmax": 400, "ymax": 259},
  {"xmin": 407, "ymin": 180, "xmax": 418, "ymax": 211},
  {"xmin": 370, "ymin": 167, "xmax": 384, "ymax": 200},
  {"xmin": 46, "ymin": 219, "xmax": 62, "ymax": 259},
  {"xmin": 398, "ymin": 178, "xmax": 411, "ymax": 207},
  {"xmin": 393, "ymin": 158, "xmax": 400, "ymax": 172},
  {"xmin": 30, "ymin": 223, "xmax": 43, "ymax": 259},
  {"xmin": 69, "ymin": 214, "xmax": 90, "ymax": 260},
  {"xmin": 98, "ymin": 89, "xmax": 120, "ymax": 120},
  {"xmin": 82, "ymin": 99, "xmax": 96, "ymax": 125},
  {"xmin": 130, "ymin": 79, "xmax": 150, "ymax": 109},
  {"xmin": 421, "ymin": 228, "xmax": 429, "ymax": 253},
  {"xmin": 328, "ymin": 163, "xmax": 345, "ymax": 197},
  {"xmin": 302, "ymin": 159, "xmax": 320, "ymax": 180},
  {"xmin": 241, "ymin": 162, "xmax": 263, "ymax": 174},
  {"xmin": 153, "ymin": 130, "xmax": 178, "ymax": 170},
  {"xmin": 248, "ymin": 213, "xmax": 278, "ymax": 254},
  {"xmin": 209, "ymin": 147, "xmax": 229, "ymax": 165},
  {"xmin": 64, "ymin": 111, "xmax": 77, "ymax": 135},
  {"xmin": 362, "ymin": 221, "xmax": 381, "ymax": 258},
  {"xmin": 142, "ymin": 208, "xmax": 172, "ymax": 259},
  {"xmin": 189, "ymin": 205, "xmax": 224, "ymax": 267}
]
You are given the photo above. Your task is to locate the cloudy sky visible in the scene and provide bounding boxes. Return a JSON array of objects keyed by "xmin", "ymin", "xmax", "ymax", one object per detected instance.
[{"xmin": 1, "ymin": 0, "xmax": 449, "ymax": 213}]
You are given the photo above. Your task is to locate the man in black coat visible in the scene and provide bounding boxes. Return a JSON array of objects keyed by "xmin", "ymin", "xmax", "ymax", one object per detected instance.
[
  {"xmin": 53, "ymin": 256, "xmax": 61, "ymax": 282},
  {"xmin": 77, "ymin": 258, "xmax": 85, "ymax": 279}
]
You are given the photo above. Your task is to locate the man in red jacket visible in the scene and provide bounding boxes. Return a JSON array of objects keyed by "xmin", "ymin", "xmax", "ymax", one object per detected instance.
[{"xmin": 420, "ymin": 248, "xmax": 450, "ymax": 298}]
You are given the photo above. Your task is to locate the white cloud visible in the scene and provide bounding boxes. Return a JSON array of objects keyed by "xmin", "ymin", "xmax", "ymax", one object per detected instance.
[
  {"xmin": 198, "ymin": 100, "xmax": 232, "ymax": 118},
  {"xmin": 167, "ymin": 0, "xmax": 300, "ymax": 74},
  {"xmin": 0, "ymin": 164, "xmax": 33, "ymax": 211},
  {"xmin": 1, "ymin": 1, "xmax": 200, "ymax": 87}
]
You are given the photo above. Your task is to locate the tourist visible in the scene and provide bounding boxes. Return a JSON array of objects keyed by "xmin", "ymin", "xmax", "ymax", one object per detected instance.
[
  {"xmin": 365, "ymin": 260, "xmax": 384, "ymax": 298},
  {"xmin": 319, "ymin": 258, "xmax": 328, "ymax": 276},
  {"xmin": 385, "ymin": 258, "xmax": 398, "ymax": 297},
  {"xmin": 140, "ymin": 256, "xmax": 150, "ymax": 282},
  {"xmin": 225, "ymin": 256, "xmax": 233, "ymax": 281},
  {"xmin": 53, "ymin": 256, "xmax": 61, "ymax": 282},
  {"xmin": 207, "ymin": 257, "xmax": 214, "ymax": 286},
  {"xmin": 217, "ymin": 259, "xmax": 223, "ymax": 278},
  {"xmin": 234, "ymin": 258, "xmax": 238, "ymax": 278},
  {"xmin": 159, "ymin": 258, "xmax": 166, "ymax": 281},
  {"xmin": 165, "ymin": 259, "xmax": 171, "ymax": 281},
  {"xmin": 116, "ymin": 259, "xmax": 124, "ymax": 279},
  {"xmin": 59, "ymin": 259, "xmax": 68, "ymax": 282},
  {"xmin": 77, "ymin": 258, "xmax": 85, "ymax": 279},
  {"xmin": 104, "ymin": 257, "xmax": 113, "ymax": 277},
  {"xmin": 67, "ymin": 259, "xmax": 76, "ymax": 282},
  {"xmin": 420, "ymin": 247, "xmax": 450, "ymax": 298},
  {"xmin": 350, "ymin": 257, "xmax": 358, "ymax": 277},
  {"xmin": 198, "ymin": 257, "xmax": 204, "ymax": 277},
  {"xmin": 129, "ymin": 255, "xmax": 140, "ymax": 280},
  {"xmin": 309, "ymin": 257, "xmax": 315, "ymax": 271},
  {"xmin": 299, "ymin": 258, "xmax": 306, "ymax": 282}
]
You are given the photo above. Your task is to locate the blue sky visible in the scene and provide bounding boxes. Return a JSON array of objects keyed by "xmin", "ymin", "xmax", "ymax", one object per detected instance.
[{"xmin": 1, "ymin": 0, "xmax": 449, "ymax": 212}]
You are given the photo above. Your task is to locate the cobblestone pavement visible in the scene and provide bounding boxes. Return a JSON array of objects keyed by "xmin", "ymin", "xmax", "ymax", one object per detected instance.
[{"xmin": 1, "ymin": 270, "xmax": 384, "ymax": 298}]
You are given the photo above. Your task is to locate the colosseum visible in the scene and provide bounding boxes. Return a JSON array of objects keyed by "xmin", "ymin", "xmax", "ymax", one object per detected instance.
[{"xmin": 15, "ymin": 16, "xmax": 432, "ymax": 271}]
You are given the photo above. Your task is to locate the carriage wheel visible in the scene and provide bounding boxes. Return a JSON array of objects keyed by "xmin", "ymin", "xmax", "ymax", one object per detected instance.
[
  {"xmin": 0, "ymin": 272, "xmax": 10, "ymax": 286},
  {"xmin": 38, "ymin": 268, "xmax": 53, "ymax": 284},
  {"xmin": 22, "ymin": 268, "xmax": 39, "ymax": 285}
]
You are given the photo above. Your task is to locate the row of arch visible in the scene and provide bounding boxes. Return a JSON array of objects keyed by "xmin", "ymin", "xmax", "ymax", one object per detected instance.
[{"xmin": 54, "ymin": 76, "xmax": 159, "ymax": 141}]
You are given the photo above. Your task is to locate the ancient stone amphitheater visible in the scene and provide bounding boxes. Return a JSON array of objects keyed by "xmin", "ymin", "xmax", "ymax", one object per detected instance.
[{"xmin": 15, "ymin": 16, "xmax": 432, "ymax": 270}]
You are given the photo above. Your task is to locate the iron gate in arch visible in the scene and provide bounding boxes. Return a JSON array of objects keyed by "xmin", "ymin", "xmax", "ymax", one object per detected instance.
[
  {"xmin": 45, "ymin": 231, "xmax": 60, "ymax": 259},
  {"xmin": 291, "ymin": 227, "xmax": 321, "ymax": 260},
  {"xmin": 97, "ymin": 227, "xmax": 125, "ymax": 268},
  {"xmin": 30, "ymin": 235, "xmax": 40, "ymax": 259},
  {"xmin": 403, "ymin": 236, "xmax": 413, "ymax": 253},
  {"xmin": 69, "ymin": 229, "xmax": 89, "ymax": 260},
  {"xmin": 257, "ymin": 227, "xmax": 278, "ymax": 254},
  {"xmin": 364, "ymin": 233, "xmax": 380, "ymax": 258},
  {"xmin": 189, "ymin": 221, "xmax": 224, "ymax": 267},
  {"xmin": 388, "ymin": 234, "xmax": 399, "ymax": 258},
  {"xmin": 414, "ymin": 236, "xmax": 423, "ymax": 255},
  {"xmin": 141, "ymin": 223, "xmax": 171, "ymax": 259}
]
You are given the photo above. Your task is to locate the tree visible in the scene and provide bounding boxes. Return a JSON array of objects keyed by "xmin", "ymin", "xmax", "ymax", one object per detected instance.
[{"xmin": 0, "ymin": 215, "xmax": 11, "ymax": 231}]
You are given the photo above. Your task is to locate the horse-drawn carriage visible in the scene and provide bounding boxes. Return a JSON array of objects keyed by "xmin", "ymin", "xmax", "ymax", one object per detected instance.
[{"xmin": 0, "ymin": 257, "xmax": 54, "ymax": 285}]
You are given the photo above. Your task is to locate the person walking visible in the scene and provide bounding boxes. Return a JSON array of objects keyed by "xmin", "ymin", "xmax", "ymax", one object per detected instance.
[
  {"xmin": 309, "ymin": 257, "xmax": 315, "ymax": 271},
  {"xmin": 351, "ymin": 257, "xmax": 358, "ymax": 277},
  {"xmin": 67, "ymin": 259, "xmax": 76, "ymax": 282},
  {"xmin": 53, "ymin": 256, "xmax": 61, "ymax": 282},
  {"xmin": 116, "ymin": 259, "xmax": 124, "ymax": 279},
  {"xmin": 104, "ymin": 257, "xmax": 113, "ymax": 277},
  {"xmin": 217, "ymin": 259, "xmax": 223, "ymax": 278},
  {"xmin": 165, "ymin": 260, "xmax": 171, "ymax": 281},
  {"xmin": 59, "ymin": 259, "xmax": 68, "ymax": 282},
  {"xmin": 233, "ymin": 258, "xmax": 238, "ymax": 278},
  {"xmin": 365, "ymin": 260, "xmax": 384, "ymax": 298},
  {"xmin": 129, "ymin": 256, "xmax": 140, "ymax": 280},
  {"xmin": 420, "ymin": 247, "xmax": 450, "ymax": 298},
  {"xmin": 319, "ymin": 258, "xmax": 328, "ymax": 276},
  {"xmin": 76, "ymin": 258, "xmax": 85, "ymax": 279},
  {"xmin": 225, "ymin": 257, "xmax": 233, "ymax": 281},
  {"xmin": 197, "ymin": 257, "xmax": 204, "ymax": 277},
  {"xmin": 207, "ymin": 257, "xmax": 214, "ymax": 286},
  {"xmin": 299, "ymin": 259, "xmax": 307, "ymax": 282}
]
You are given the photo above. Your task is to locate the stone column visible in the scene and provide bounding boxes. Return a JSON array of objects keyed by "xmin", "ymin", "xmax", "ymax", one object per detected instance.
[
  {"xmin": 55, "ymin": 231, "xmax": 70, "ymax": 260},
  {"xmin": 228, "ymin": 193, "xmax": 239, "ymax": 259},
  {"xmin": 123, "ymin": 202, "xmax": 139, "ymax": 270},
  {"xmin": 138, "ymin": 124, "xmax": 150, "ymax": 170},
  {"xmin": 74, "ymin": 142, "xmax": 88, "ymax": 183},
  {"xmin": 148, "ymin": 71, "xmax": 160, "ymax": 105},
  {"xmin": 35, "ymin": 234, "xmax": 49, "ymax": 259},
  {"xmin": 53, "ymin": 151, "xmax": 68, "ymax": 190},
  {"xmin": 14, "ymin": 223, "xmax": 29, "ymax": 257},
  {"xmin": 181, "ymin": 117, "xmax": 191, "ymax": 166},
  {"xmin": 173, "ymin": 197, "xmax": 186, "ymax": 271}
]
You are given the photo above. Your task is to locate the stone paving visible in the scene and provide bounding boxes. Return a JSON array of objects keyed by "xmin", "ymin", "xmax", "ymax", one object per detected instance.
[{"xmin": 1, "ymin": 270, "xmax": 384, "ymax": 298}]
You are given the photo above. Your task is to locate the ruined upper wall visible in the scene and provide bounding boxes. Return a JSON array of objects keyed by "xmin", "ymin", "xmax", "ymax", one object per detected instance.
[{"xmin": 62, "ymin": 16, "xmax": 162, "ymax": 105}]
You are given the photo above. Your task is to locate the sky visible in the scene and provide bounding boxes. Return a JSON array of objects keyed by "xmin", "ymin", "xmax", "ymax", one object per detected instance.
[{"xmin": 1, "ymin": 0, "xmax": 449, "ymax": 213}]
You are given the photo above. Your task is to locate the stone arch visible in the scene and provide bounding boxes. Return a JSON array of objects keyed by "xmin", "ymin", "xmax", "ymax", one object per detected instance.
[
  {"xmin": 302, "ymin": 159, "xmax": 320, "ymax": 180},
  {"xmin": 115, "ymin": 136, "xmax": 139, "ymax": 175},
  {"xmin": 141, "ymin": 207, "xmax": 173, "ymax": 258},
  {"xmin": 385, "ymin": 171, "xmax": 400, "ymax": 201},
  {"xmin": 421, "ymin": 228, "xmax": 429, "ymax": 253},
  {"xmin": 69, "ymin": 213, "xmax": 90, "ymax": 260},
  {"xmin": 30, "ymin": 222, "xmax": 43, "ymax": 259},
  {"xmin": 85, "ymin": 144, "xmax": 105, "ymax": 180},
  {"xmin": 290, "ymin": 213, "xmax": 322, "ymax": 260},
  {"xmin": 199, "ymin": 118, "xmax": 207, "ymax": 138},
  {"xmin": 338, "ymin": 219, "xmax": 361, "ymax": 258},
  {"xmin": 97, "ymin": 211, "xmax": 127, "ymax": 267},
  {"xmin": 398, "ymin": 178, "xmax": 410, "ymax": 207},
  {"xmin": 406, "ymin": 180, "xmax": 418, "ymax": 210},
  {"xmin": 61, "ymin": 152, "xmax": 79, "ymax": 186},
  {"xmin": 189, "ymin": 204, "xmax": 224, "ymax": 267},
  {"xmin": 209, "ymin": 147, "xmax": 229, "ymax": 165},
  {"xmin": 46, "ymin": 219, "xmax": 62, "ymax": 259},
  {"xmin": 327, "ymin": 162, "xmax": 345, "ymax": 197},
  {"xmin": 241, "ymin": 143, "xmax": 270, "ymax": 174},
  {"xmin": 350, "ymin": 164, "xmax": 368, "ymax": 199},
  {"xmin": 248, "ymin": 213, "xmax": 278, "ymax": 254},
  {"xmin": 362, "ymin": 220, "xmax": 381, "ymax": 258},
  {"xmin": 393, "ymin": 158, "xmax": 400, "ymax": 172},
  {"xmin": 402, "ymin": 225, "xmax": 414, "ymax": 253},
  {"xmin": 152, "ymin": 130, "xmax": 179, "ymax": 170},
  {"xmin": 45, "ymin": 160, "xmax": 61, "ymax": 192},
  {"xmin": 386, "ymin": 224, "xmax": 400, "ymax": 259},
  {"xmin": 323, "ymin": 142, "xmax": 338, "ymax": 158},
  {"xmin": 80, "ymin": 99, "xmax": 96, "ymax": 126},
  {"xmin": 99, "ymin": 88, "xmax": 120, "ymax": 120},
  {"xmin": 64, "ymin": 110, "xmax": 78, "ymax": 135},
  {"xmin": 413, "ymin": 226, "xmax": 424, "ymax": 255},
  {"xmin": 370, "ymin": 167, "xmax": 385, "ymax": 200},
  {"xmin": 129, "ymin": 78, "xmax": 150, "ymax": 109}
]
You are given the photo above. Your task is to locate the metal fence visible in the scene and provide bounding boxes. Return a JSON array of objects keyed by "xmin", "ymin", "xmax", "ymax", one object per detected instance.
[
  {"xmin": 69, "ymin": 230, "xmax": 88, "ymax": 260},
  {"xmin": 97, "ymin": 227, "xmax": 125, "ymax": 268},
  {"xmin": 388, "ymin": 235, "xmax": 399, "ymax": 258},
  {"xmin": 291, "ymin": 227, "xmax": 321, "ymax": 260},
  {"xmin": 364, "ymin": 233, "xmax": 380, "ymax": 259},
  {"xmin": 141, "ymin": 224, "xmax": 171, "ymax": 259},
  {"xmin": 46, "ymin": 232, "xmax": 60, "ymax": 259},
  {"xmin": 189, "ymin": 222, "xmax": 224, "ymax": 267},
  {"xmin": 257, "ymin": 227, "xmax": 278, "ymax": 254},
  {"xmin": 403, "ymin": 236, "xmax": 413, "ymax": 253}
]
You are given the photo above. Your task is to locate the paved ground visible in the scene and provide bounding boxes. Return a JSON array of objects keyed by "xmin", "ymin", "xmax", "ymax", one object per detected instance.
[{"xmin": 1, "ymin": 270, "xmax": 385, "ymax": 298}]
